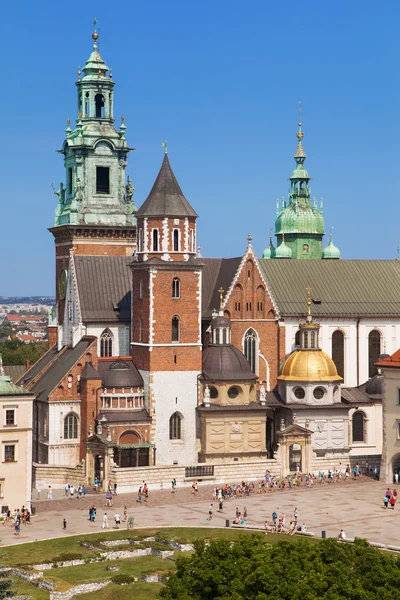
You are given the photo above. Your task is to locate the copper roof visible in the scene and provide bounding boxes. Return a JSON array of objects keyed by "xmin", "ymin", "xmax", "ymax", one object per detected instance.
[{"xmin": 202, "ymin": 345, "xmax": 257, "ymax": 382}]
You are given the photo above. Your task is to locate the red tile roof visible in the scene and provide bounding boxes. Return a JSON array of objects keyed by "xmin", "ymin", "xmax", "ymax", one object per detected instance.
[{"xmin": 376, "ymin": 349, "xmax": 400, "ymax": 368}]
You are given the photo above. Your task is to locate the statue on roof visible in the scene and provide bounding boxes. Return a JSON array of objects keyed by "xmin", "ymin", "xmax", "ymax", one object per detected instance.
[
  {"xmin": 75, "ymin": 179, "xmax": 84, "ymax": 203},
  {"xmin": 125, "ymin": 176, "xmax": 135, "ymax": 203},
  {"xmin": 52, "ymin": 182, "xmax": 65, "ymax": 205}
]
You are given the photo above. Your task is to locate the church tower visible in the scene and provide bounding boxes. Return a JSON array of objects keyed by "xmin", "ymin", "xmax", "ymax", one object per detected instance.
[
  {"xmin": 273, "ymin": 121, "xmax": 325, "ymax": 259},
  {"xmin": 49, "ymin": 24, "xmax": 136, "ymax": 324},
  {"xmin": 131, "ymin": 149, "xmax": 202, "ymax": 465}
]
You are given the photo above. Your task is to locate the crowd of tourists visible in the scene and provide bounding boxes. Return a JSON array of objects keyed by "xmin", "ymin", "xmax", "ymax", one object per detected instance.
[{"xmin": 2, "ymin": 507, "xmax": 31, "ymax": 535}]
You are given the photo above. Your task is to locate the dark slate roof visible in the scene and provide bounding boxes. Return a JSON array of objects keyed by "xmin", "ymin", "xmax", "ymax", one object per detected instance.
[
  {"xmin": 3, "ymin": 365, "xmax": 26, "ymax": 383},
  {"xmin": 258, "ymin": 259, "xmax": 400, "ymax": 318},
  {"xmin": 74, "ymin": 256, "xmax": 131, "ymax": 323},
  {"xmin": 81, "ymin": 363, "xmax": 102, "ymax": 380},
  {"xmin": 136, "ymin": 154, "xmax": 198, "ymax": 218},
  {"xmin": 97, "ymin": 410, "xmax": 151, "ymax": 422},
  {"xmin": 17, "ymin": 346, "xmax": 59, "ymax": 385},
  {"xmin": 341, "ymin": 381, "xmax": 382, "ymax": 404},
  {"xmin": 202, "ymin": 257, "xmax": 242, "ymax": 318},
  {"xmin": 97, "ymin": 359, "xmax": 143, "ymax": 388},
  {"xmin": 26, "ymin": 337, "xmax": 95, "ymax": 402},
  {"xmin": 202, "ymin": 345, "xmax": 257, "ymax": 382}
]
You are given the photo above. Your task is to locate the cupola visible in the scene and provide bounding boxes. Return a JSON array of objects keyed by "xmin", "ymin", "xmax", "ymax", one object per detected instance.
[
  {"xmin": 275, "ymin": 234, "xmax": 292, "ymax": 258},
  {"xmin": 322, "ymin": 233, "xmax": 341, "ymax": 260}
]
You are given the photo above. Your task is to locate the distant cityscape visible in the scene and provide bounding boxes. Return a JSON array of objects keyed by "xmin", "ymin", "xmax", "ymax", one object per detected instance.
[{"xmin": 0, "ymin": 297, "xmax": 54, "ymax": 343}]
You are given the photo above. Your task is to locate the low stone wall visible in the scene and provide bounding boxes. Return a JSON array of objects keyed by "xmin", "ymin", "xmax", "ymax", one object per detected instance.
[
  {"xmin": 33, "ymin": 462, "xmax": 85, "ymax": 490},
  {"xmin": 112, "ymin": 459, "xmax": 282, "ymax": 492},
  {"xmin": 310, "ymin": 454, "xmax": 381, "ymax": 474},
  {"xmin": 50, "ymin": 582, "xmax": 110, "ymax": 600}
]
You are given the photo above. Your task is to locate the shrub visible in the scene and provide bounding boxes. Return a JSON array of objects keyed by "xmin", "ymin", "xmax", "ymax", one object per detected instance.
[
  {"xmin": 54, "ymin": 553, "xmax": 84, "ymax": 563},
  {"xmin": 111, "ymin": 574, "xmax": 134, "ymax": 585}
]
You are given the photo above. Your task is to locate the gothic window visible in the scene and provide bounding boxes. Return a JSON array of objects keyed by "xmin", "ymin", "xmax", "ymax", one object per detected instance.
[
  {"xmin": 352, "ymin": 411, "xmax": 365, "ymax": 443},
  {"xmin": 235, "ymin": 302, "xmax": 241, "ymax": 312},
  {"xmin": 368, "ymin": 330, "xmax": 381, "ymax": 378},
  {"xmin": 332, "ymin": 330, "xmax": 345, "ymax": 379},
  {"xmin": 95, "ymin": 93, "xmax": 105, "ymax": 118},
  {"xmin": 244, "ymin": 329, "xmax": 258, "ymax": 374},
  {"xmin": 172, "ymin": 278, "xmax": 180, "ymax": 299},
  {"xmin": 100, "ymin": 329, "xmax": 113, "ymax": 357},
  {"xmin": 96, "ymin": 167, "xmax": 110, "ymax": 194},
  {"xmin": 152, "ymin": 229, "xmax": 159, "ymax": 252},
  {"xmin": 169, "ymin": 412, "xmax": 182, "ymax": 440},
  {"xmin": 64, "ymin": 413, "xmax": 78, "ymax": 439},
  {"xmin": 172, "ymin": 316, "xmax": 180, "ymax": 342},
  {"xmin": 173, "ymin": 229, "xmax": 179, "ymax": 252}
]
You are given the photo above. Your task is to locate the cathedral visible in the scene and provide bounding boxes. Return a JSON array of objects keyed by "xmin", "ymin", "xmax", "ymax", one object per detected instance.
[{"xmin": 19, "ymin": 27, "xmax": 400, "ymax": 489}]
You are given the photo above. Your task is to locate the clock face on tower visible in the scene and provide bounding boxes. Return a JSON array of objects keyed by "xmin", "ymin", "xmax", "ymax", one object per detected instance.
[{"xmin": 58, "ymin": 267, "xmax": 68, "ymax": 300}]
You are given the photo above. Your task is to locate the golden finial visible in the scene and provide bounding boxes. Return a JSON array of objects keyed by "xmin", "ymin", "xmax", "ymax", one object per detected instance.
[
  {"xmin": 121, "ymin": 116, "xmax": 125, "ymax": 123},
  {"xmin": 296, "ymin": 102, "xmax": 304, "ymax": 140},
  {"xmin": 92, "ymin": 17, "xmax": 99, "ymax": 41},
  {"xmin": 67, "ymin": 119, "xmax": 71, "ymax": 127},
  {"xmin": 306, "ymin": 284, "xmax": 312, "ymax": 318},
  {"xmin": 161, "ymin": 140, "xmax": 168, "ymax": 154},
  {"xmin": 77, "ymin": 66, "xmax": 81, "ymax": 78},
  {"xmin": 218, "ymin": 287, "xmax": 224, "ymax": 309}
]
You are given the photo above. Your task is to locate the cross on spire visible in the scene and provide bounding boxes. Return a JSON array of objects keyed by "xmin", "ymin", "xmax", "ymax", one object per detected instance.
[
  {"xmin": 306, "ymin": 285, "xmax": 312, "ymax": 319},
  {"xmin": 161, "ymin": 140, "xmax": 168, "ymax": 154}
]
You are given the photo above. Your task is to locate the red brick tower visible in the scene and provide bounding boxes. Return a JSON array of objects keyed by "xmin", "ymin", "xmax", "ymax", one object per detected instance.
[{"xmin": 131, "ymin": 150, "xmax": 203, "ymax": 465}]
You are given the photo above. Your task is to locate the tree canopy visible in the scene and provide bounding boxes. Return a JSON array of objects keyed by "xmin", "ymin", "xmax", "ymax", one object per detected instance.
[
  {"xmin": 0, "ymin": 340, "xmax": 47, "ymax": 366},
  {"xmin": 0, "ymin": 564, "xmax": 13, "ymax": 598},
  {"xmin": 160, "ymin": 536, "xmax": 400, "ymax": 600}
]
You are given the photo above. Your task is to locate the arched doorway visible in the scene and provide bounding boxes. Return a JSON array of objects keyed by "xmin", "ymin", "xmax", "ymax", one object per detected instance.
[
  {"xmin": 114, "ymin": 431, "xmax": 150, "ymax": 468},
  {"xmin": 289, "ymin": 443, "xmax": 302, "ymax": 472},
  {"xmin": 392, "ymin": 453, "xmax": 400, "ymax": 482}
]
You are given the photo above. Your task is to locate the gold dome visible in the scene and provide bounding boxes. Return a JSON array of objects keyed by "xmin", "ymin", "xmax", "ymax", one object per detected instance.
[{"xmin": 278, "ymin": 349, "xmax": 342, "ymax": 382}]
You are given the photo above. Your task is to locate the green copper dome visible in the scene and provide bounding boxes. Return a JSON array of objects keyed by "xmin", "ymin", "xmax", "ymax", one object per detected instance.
[
  {"xmin": 322, "ymin": 235, "xmax": 340, "ymax": 259},
  {"xmin": 275, "ymin": 238, "xmax": 292, "ymax": 258},
  {"xmin": 275, "ymin": 202, "xmax": 325, "ymax": 235},
  {"xmin": 262, "ymin": 237, "xmax": 276, "ymax": 259}
]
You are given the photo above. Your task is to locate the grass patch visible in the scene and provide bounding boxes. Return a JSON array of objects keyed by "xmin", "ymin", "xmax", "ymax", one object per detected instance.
[
  {"xmin": 9, "ymin": 577, "xmax": 49, "ymax": 600},
  {"xmin": 79, "ymin": 581, "xmax": 164, "ymax": 600}
]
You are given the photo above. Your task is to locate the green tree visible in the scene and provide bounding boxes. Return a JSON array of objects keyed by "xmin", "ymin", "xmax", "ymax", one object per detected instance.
[
  {"xmin": 160, "ymin": 536, "xmax": 400, "ymax": 600},
  {"xmin": 0, "ymin": 340, "xmax": 47, "ymax": 366},
  {"xmin": 0, "ymin": 564, "xmax": 13, "ymax": 598}
]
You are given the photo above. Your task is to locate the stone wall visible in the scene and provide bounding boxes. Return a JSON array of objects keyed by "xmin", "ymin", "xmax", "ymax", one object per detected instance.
[
  {"xmin": 112, "ymin": 458, "xmax": 282, "ymax": 491},
  {"xmin": 33, "ymin": 462, "xmax": 85, "ymax": 490}
]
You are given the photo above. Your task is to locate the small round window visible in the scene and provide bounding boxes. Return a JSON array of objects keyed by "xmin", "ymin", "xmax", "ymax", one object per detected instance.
[
  {"xmin": 210, "ymin": 386, "xmax": 218, "ymax": 399},
  {"xmin": 228, "ymin": 386, "xmax": 239, "ymax": 399},
  {"xmin": 294, "ymin": 387, "xmax": 305, "ymax": 400},
  {"xmin": 313, "ymin": 387, "xmax": 325, "ymax": 400}
]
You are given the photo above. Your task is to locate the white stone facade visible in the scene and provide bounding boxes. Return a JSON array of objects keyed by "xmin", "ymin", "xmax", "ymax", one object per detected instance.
[
  {"xmin": 285, "ymin": 319, "xmax": 400, "ymax": 386},
  {"xmin": 141, "ymin": 370, "xmax": 199, "ymax": 465},
  {"xmin": 47, "ymin": 402, "xmax": 80, "ymax": 465}
]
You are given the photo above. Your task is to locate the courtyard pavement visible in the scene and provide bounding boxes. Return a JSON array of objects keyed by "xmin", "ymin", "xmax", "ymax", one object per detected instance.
[{"xmin": 1, "ymin": 478, "xmax": 399, "ymax": 548}]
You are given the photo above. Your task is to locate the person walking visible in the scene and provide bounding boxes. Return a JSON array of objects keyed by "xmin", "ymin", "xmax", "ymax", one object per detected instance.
[
  {"xmin": 114, "ymin": 512, "xmax": 121, "ymax": 528},
  {"xmin": 390, "ymin": 495, "xmax": 396, "ymax": 510},
  {"xmin": 123, "ymin": 506, "xmax": 128, "ymax": 522},
  {"xmin": 65, "ymin": 482, "xmax": 70, "ymax": 497},
  {"xmin": 70, "ymin": 484, "xmax": 75, "ymax": 499},
  {"xmin": 384, "ymin": 495, "xmax": 389, "ymax": 509},
  {"xmin": 102, "ymin": 513, "xmax": 109, "ymax": 529},
  {"xmin": 207, "ymin": 504, "xmax": 213, "ymax": 521},
  {"xmin": 47, "ymin": 486, "xmax": 52, "ymax": 500},
  {"xmin": 395, "ymin": 472, "xmax": 399, "ymax": 485},
  {"xmin": 94, "ymin": 476, "xmax": 99, "ymax": 493},
  {"xmin": 78, "ymin": 485, "xmax": 83, "ymax": 500}
]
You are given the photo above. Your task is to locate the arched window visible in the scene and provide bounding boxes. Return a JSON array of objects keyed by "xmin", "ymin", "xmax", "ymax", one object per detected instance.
[
  {"xmin": 152, "ymin": 229, "xmax": 159, "ymax": 251},
  {"xmin": 295, "ymin": 330, "xmax": 300, "ymax": 347},
  {"xmin": 64, "ymin": 413, "xmax": 78, "ymax": 439},
  {"xmin": 332, "ymin": 330, "xmax": 345, "ymax": 379},
  {"xmin": 139, "ymin": 278, "xmax": 143, "ymax": 299},
  {"xmin": 100, "ymin": 329, "xmax": 113, "ymax": 357},
  {"xmin": 173, "ymin": 229, "xmax": 179, "ymax": 252},
  {"xmin": 172, "ymin": 316, "xmax": 180, "ymax": 342},
  {"xmin": 368, "ymin": 330, "xmax": 381, "ymax": 378},
  {"xmin": 243, "ymin": 329, "xmax": 258, "ymax": 374},
  {"xmin": 85, "ymin": 92, "xmax": 90, "ymax": 116},
  {"xmin": 169, "ymin": 413, "xmax": 182, "ymax": 440},
  {"xmin": 352, "ymin": 412, "xmax": 365, "ymax": 442},
  {"xmin": 95, "ymin": 93, "xmax": 105, "ymax": 118},
  {"xmin": 172, "ymin": 278, "xmax": 180, "ymax": 299}
]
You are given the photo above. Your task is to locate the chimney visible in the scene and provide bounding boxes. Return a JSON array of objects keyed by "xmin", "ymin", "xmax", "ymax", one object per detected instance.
[{"xmin": 25, "ymin": 359, "xmax": 31, "ymax": 371}]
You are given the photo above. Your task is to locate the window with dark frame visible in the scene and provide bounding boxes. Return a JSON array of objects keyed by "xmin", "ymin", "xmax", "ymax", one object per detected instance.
[
  {"xmin": 368, "ymin": 330, "xmax": 381, "ymax": 378},
  {"xmin": 152, "ymin": 229, "xmax": 159, "ymax": 251},
  {"xmin": 96, "ymin": 166, "xmax": 110, "ymax": 194},
  {"xmin": 332, "ymin": 330, "xmax": 345, "ymax": 379},
  {"xmin": 4, "ymin": 445, "xmax": 15, "ymax": 462},
  {"xmin": 169, "ymin": 413, "xmax": 182, "ymax": 440},
  {"xmin": 352, "ymin": 412, "xmax": 364, "ymax": 443},
  {"xmin": 100, "ymin": 329, "xmax": 113, "ymax": 357},
  {"xmin": 68, "ymin": 167, "xmax": 73, "ymax": 194},
  {"xmin": 5, "ymin": 410, "xmax": 15, "ymax": 426},
  {"xmin": 64, "ymin": 414, "xmax": 78, "ymax": 439},
  {"xmin": 95, "ymin": 93, "xmax": 105, "ymax": 118},
  {"xmin": 173, "ymin": 229, "xmax": 179, "ymax": 252},
  {"xmin": 172, "ymin": 278, "xmax": 180, "ymax": 299},
  {"xmin": 172, "ymin": 316, "xmax": 180, "ymax": 342}
]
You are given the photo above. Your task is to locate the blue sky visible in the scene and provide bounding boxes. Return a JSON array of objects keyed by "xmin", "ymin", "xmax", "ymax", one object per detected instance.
[{"xmin": 0, "ymin": 0, "xmax": 398, "ymax": 295}]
